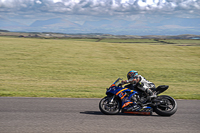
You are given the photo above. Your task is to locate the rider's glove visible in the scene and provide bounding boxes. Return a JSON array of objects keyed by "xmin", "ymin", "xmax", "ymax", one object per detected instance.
[{"xmin": 121, "ymin": 80, "xmax": 128, "ymax": 85}]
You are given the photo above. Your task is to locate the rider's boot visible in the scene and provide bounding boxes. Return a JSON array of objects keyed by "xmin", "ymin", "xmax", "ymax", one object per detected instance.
[{"xmin": 146, "ymin": 88, "xmax": 157, "ymax": 101}]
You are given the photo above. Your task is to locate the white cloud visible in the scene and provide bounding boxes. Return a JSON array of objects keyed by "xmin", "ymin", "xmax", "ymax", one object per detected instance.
[{"xmin": 0, "ymin": 0, "xmax": 200, "ymax": 18}]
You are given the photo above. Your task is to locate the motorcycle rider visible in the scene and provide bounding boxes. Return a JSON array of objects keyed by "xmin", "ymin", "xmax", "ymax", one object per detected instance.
[{"xmin": 121, "ymin": 70, "xmax": 157, "ymax": 102}]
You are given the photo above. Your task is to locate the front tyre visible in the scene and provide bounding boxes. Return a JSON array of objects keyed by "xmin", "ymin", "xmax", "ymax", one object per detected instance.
[
  {"xmin": 154, "ymin": 95, "xmax": 177, "ymax": 116},
  {"xmin": 99, "ymin": 96, "xmax": 121, "ymax": 115}
]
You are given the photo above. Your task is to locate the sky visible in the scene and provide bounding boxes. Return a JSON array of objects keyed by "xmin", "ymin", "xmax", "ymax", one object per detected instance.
[
  {"xmin": 0, "ymin": 0, "xmax": 200, "ymax": 24},
  {"xmin": 0, "ymin": 0, "xmax": 200, "ymax": 34}
]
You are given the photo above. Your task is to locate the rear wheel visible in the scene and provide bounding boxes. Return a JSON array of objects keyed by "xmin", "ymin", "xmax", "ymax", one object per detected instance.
[
  {"xmin": 99, "ymin": 96, "xmax": 121, "ymax": 115},
  {"xmin": 154, "ymin": 95, "xmax": 177, "ymax": 116}
]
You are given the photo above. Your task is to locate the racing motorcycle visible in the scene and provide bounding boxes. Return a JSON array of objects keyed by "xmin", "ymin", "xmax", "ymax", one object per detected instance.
[{"xmin": 99, "ymin": 78, "xmax": 177, "ymax": 116}]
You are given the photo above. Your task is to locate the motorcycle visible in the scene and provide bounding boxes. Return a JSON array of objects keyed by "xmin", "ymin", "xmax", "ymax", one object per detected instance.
[{"xmin": 99, "ymin": 78, "xmax": 177, "ymax": 116}]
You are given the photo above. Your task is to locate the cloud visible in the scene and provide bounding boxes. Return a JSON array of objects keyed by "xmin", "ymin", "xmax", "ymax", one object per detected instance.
[{"xmin": 0, "ymin": 0, "xmax": 200, "ymax": 16}]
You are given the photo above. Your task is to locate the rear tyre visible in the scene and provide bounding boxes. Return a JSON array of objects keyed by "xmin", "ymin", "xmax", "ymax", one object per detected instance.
[
  {"xmin": 154, "ymin": 95, "xmax": 177, "ymax": 116},
  {"xmin": 99, "ymin": 96, "xmax": 120, "ymax": 115}
]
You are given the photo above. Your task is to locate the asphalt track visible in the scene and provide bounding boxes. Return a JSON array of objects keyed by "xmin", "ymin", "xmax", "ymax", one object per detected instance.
[{"xmin": 0, "ymin": 97, "xmax": 199, "ymax": 133}]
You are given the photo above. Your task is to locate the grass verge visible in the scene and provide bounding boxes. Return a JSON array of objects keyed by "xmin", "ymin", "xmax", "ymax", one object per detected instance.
[{"xmin": 0, "ymin": 37, "xmax": 199, "ymax": 99}]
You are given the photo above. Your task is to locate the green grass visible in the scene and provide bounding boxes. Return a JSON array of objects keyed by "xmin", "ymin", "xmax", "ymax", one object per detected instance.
[{"xmin": 0, "ymin": 37, "xmax": 200, "ymax": 99}]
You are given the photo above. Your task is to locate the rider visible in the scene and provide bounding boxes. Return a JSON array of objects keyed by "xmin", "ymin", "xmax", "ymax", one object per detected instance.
[{"xmin": 121, "ymin": 70, "xmax": 157, "ymax": 101}]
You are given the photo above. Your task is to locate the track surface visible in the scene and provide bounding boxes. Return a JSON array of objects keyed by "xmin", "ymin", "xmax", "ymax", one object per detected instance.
[{"xmin": 0, "ymin": 97, "xmax": 199, "ymax": 133}]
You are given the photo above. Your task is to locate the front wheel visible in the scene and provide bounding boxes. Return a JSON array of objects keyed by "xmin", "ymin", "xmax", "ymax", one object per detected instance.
[
  {"xmin": 99, "ymin": 96, "xmax": 121, "ymax": 115},
  {"xmin": 154, "ymin": 95, "xmax": 177, "ymax": 116}
]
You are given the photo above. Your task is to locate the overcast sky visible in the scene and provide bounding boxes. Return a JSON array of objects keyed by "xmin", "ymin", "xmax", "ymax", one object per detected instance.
[{"xmin": 0, "ymin": 0, "xmax": 200, "ymax": 25}]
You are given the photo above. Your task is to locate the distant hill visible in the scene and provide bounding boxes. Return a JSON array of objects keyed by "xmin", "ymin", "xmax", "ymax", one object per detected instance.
[
  {"xmin": 83, "ymin": 19, "xmax": 133, "ymax": 28},
  {"xmin": 0, "ymin": 17, "xmax": 27, "ymax": 31},
  {"xmin": 82, "ymin": 18, "xmax": 200, "ymax": 35},
  {"xmin": 157, "ymin": 18, "xmax": 200, "ymax": 27},
  {"xmin": 30, "ymin": 18, "xmax": 80, "ymax": 28},
  {"xmin": 0, "ymin": 29, "xmax": 9, "ymax": 32},
  {"xmin": 30, "ymin": 18, "xmax": 62, "ymax": 27},
  {"xmin": 0, "ymin": 17, "xmax": 200, "ymax": 35},
  {"xmin": 28, "ymin": 18, "xmax": 81, "ymax": 33}
]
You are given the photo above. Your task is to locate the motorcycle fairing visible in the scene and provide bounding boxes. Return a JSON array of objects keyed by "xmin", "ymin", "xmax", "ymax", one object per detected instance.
[
  {"xmin": 122, "ymin": 102, "xmax": 133, "ymax": 108},
  {"xmin": 105, "ymin": 78, "xmax": 152, "ymax": 115},
  {"xmin": 107, "ymin": 86, "xmax": 139, "ymax": 109}
]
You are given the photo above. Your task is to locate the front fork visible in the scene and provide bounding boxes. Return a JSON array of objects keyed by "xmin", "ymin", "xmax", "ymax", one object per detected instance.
[{"xmin": 108, "ymin": 95, "xmax": 115, "ymax": 104}]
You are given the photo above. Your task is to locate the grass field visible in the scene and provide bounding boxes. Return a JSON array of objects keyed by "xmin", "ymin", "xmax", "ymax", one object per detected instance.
[{"xmin": 0, "ymin": 37, "xmax": 200, "ymax": 99}]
